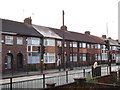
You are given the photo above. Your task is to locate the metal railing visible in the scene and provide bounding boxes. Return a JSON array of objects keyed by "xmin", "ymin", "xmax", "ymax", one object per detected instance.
[{"xmin": 1, "ymin": 66, "xmax": 111, "ymax": 90}]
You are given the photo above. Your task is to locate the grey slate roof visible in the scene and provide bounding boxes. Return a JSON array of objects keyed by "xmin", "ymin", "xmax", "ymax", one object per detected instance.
[
  {"xmin": 1, "ymin": 19, "xmax": 43, "ymax": 37},
  {"xmin": 49, "ymin": 27, "xmax": 104, "ymax": 44},
  {"xmin": 32, "ymin": 25, "xmax": 62, "ymax": 39}
]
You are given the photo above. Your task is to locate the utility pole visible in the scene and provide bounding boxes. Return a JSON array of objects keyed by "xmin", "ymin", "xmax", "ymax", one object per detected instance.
[{"xmin": 61, "ymin": 10, "xmax": 65, "ymax": 71}]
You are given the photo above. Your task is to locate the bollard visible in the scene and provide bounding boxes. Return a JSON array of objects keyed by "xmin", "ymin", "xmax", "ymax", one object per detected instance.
[
  {"xmin": 43, "ymin": 74, "xmax": 45, "ymax": 88},
  {"xmin": 83, "ymin": 69, "xmax": 85, "ymax": 77},
  {"xmin": 66, "ymin": 71, "xmax": 68, "ymax": 83},
  {"xmin": 118, "ymin": 69, "xmax": 120, "ymax": 81},
  {"xmin": 10, "ymin": 77, "xmax": 12, "ymax": 90}
]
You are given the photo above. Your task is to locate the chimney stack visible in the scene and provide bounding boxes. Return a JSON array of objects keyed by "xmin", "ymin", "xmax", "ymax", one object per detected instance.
[
  {"xmin": 60, "ymin": 25, "xmax": 67, "ymax": 31},
  {"xmin": 85, "ymin": 31, "xmax": 90, "ymax": 35},
  {"xmin": 24, "ymin": 17, "xmax": 32, "ymax": 24},
  {"xmin": 102, "ymin": 35, "xmax": 106, "ymax": 39}
]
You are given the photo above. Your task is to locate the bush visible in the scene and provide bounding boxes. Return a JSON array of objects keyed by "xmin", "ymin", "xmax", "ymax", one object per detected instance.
[{"xmin": 86, "ymin": 77, "xmax": 97, "ymax": 83}]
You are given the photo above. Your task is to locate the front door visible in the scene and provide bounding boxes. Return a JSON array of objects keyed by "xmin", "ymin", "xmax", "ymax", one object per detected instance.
[{"xmin": 17, "ymin": 53, "xmax": 23, "ymax": 69}]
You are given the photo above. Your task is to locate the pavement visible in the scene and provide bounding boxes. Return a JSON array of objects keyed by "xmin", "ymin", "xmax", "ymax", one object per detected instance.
[{"xmin": 2, "ymin": 64, "xmax": 118, "ymax": 79}]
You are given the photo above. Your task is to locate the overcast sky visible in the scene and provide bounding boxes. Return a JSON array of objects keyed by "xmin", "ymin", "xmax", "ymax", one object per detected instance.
[{"xmin": 0, "ymin": 0, "xmax": 119, "ymax": 39}]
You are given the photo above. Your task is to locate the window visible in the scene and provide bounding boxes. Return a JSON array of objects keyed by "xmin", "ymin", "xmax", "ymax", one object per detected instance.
[
  {"xmin": 27, "ymin": 52, "xmax": 40, "ymax": 64},
  {"xmin": 82, "ymin": 43, "xmax": 86, "ymax": 48},
  {"xmin": 70, "ymin": 54, "xmax": 77, "ymax": 62},
  {"xmin": 57, "ymin": 41, "xmax": 62, "ymax": 47},
  {"xmin": 95, "ymin": 54, "xmax": 98, "ymax": 60},
  {"xmin": 5, "ymin": 36, "xmax": 13, "ymax": 44},
  {"xmin": 73, "ymin": 42, "xmax": 77, "ymax": 47},
  {"xmin": 79, "ymin": 43, "xmax": 82, "ymax": 48},
  {"xmin": 70, "ymin": 42, "xmax": 77, "ymax": 47},
  {"xmin": 64, "ymin": 42, "xmax": 67, "ymax": 47},
  {"xmin": 87, "ymin": 44, "xmax": 90, "ymax": 48},
  {"xmin": 112, "ymin": 54, "xmax": 116, "ymax": 60},
  {"xmin": 44, "ymin": 39, "xmax": 55, "ymax": 46},
  {"xmin": 5, "ymin": 54, "xmax": 12, "ymax": 69},
  {"xmin": 102, "ymin": 53, "xmax": 108, "ymax": 60},
  {"xmin": 17, "ymin": 37, "xmax": 23, "ymax": 45},
  {"xmin": 44, "ymin": 53, "xmax": 55, "ymax": 63},
  {"xmin": 98, "ymin": 44, "xmax": 101, "ymax": 49},
  {"xmin": 91, "ymin": 44, "xmax": 94, "ymax": 49},
  {"xmin": 79, "ymin": 54, "xmax": 87, "ymax": 61},
  {"xmin": 95, "ymin": 44, "xmax": 101, "ymax": 49},
  {"xmin": 27, "ymin": 37, "xmax": 40, "ymax": 45},
  {"xmin": 116, "ymin": 54, "xmax": 120, "ymax": 63},
  {"xmin": 112, "ymin": 46, "xmax": 117, "ymax": 50},
  {"xmin": 98, "ymin": 54, "xmax": 101, "ymax": 60},
  {"xmin": 83, "ymin": 54, "xmax": 86, "ymax": 61}
]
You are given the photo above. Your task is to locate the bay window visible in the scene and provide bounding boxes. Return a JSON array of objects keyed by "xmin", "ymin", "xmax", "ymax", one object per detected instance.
[{"xmin": 44, "ymin": 53, "xmax": 55, "ymax": 63}]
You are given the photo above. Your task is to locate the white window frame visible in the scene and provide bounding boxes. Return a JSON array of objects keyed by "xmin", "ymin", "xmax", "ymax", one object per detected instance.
[
  {"xmin": 102, "ymin": 53, "xmax": 108, "ymax": 60},
  {"xmin": 98, "ymin": 54, "xmax": 101, "ymax": 60},
  {"xmin": 44, "ymin": 39, "xmax": 55, "ymax": 46},
  {"xmin": 70, "ymin": 54, "xmax": 77, "ymax": 62},
  {"xmin": 82, "ymin": 43, "xmax": 86, "ymax": 48},
  {"xmin": 17, "ymin": 37, "xmax": 23, "ymax": 45},
  {"xmin": 83, "ymin": 54, "xmax": 86, "ymax": 61},
  {"xmin": 27, "ymin": 52, "xmax": 40, "ymax": 64},
  {"xmin": 87, "ymin": 44, "xmax": 90, "ymax": 48},
  {"xmin": 57, "ymin": 41, "xmax": 62, "ymax": 47},
  {"xmin": 27, "ymin": 37, "xmax": 40, "ymax": 45},
  {"xmin": 44, "ymin": 53, "xmax": 55, "ymax": 63},
  {"xmin": 5, "ymin": 36, "xmax": 13, "ymax": 45},
  {"xmin": 79, "ymin": 43, "xmax": 82, "ymax": 48}
]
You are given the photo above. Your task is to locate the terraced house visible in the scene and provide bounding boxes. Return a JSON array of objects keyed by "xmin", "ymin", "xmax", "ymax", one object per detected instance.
[{"xmin": 0, "ymin": 17, "xmax": 120, "ymax": 73}]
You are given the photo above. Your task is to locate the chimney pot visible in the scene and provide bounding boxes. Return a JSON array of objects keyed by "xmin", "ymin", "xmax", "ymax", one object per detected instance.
[
  {"xmin": 24, "ymin": 17, "xmax": 32, "ymax": 24},
  {"xmin": 102, "ymin": 35, "xmax": 106, "ymax": 39},
  {"xmin": 85, "ymin": 31, "xmax": 90, "ymax": 35},
  {"xmin": 60, "ymin": 25, "xmax": 67, "ymax": 31}
]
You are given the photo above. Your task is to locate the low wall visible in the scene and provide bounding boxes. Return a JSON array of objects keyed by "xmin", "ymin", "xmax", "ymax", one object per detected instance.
[{"xmin": 42, "ymin": 71, "xmax": 119, "ymax": 90}]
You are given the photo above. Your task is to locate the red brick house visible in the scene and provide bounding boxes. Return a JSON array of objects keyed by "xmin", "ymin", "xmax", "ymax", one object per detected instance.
[
  {"xmin": 1, "ymin": 17, "xmax": 120, "ymax": 73},
  {"xmin": 1, "ymin": 18, "xmax": 43, "ymax": 73}
]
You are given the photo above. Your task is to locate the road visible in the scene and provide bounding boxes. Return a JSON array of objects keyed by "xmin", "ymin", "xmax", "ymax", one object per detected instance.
[{"xmin": 1, "ymin": 64, "xmax": 120, "ymax": 88}]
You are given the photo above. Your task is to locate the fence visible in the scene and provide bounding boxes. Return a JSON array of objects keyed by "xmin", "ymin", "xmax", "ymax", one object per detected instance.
[{"xmin": 1, "ymin": 66, "xmax": 110, "ymax": 90}]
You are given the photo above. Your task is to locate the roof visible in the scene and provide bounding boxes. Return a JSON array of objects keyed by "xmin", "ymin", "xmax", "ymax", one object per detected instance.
[
  {"xmin": 109, "ymin": 39, "xmax": 119, "ymax": 46},
  {"xmin": 49, "ymin": 27, "xmax": 103, "ymax": 44},
  {"xmin": 32, "ymin": 25, "xmax": 62, "ymax": 39},
  {"xmin": 1, "ymin": 19, "xmax": 43, "ymax": 37},
  {"xmin": 90, "ymin": 35, "xmax": 105, "ymax": 44},
  {"xmin": 101, "ymin": 37, "xmax": 119, "ymax": 46}
]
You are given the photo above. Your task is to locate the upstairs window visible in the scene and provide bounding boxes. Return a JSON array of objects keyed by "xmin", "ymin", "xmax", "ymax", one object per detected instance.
[
  {"xmin": 91, "ymin": 44, "xmax": 94, "ymax": 49},
  {"xmin": 79, "ymin": 43, "xmax": 82, "ymax": 48},
  {"xmin": 70, "ymin": 42, "xmax": 77, "ymax": 47},
  {"xmin": 82, "ymin": 43, "xmax": 86, "ymax": 48},
  {"xmin": 95, "ymin": 44, "xmax": 101, "ymax": 49},
  {"xmin": 112, "ymin": 46, "xmax": 117, "ymax": 50},
  {"xmin": 57, "ymin": 41, "xmax": 62, "ymax": 47},
  {"xmin": 64, "ymin": 41, "xmax": 67, "ymax": 47},
  {"xmin": 87, "ymin": 44, "xmax": 90, "ymax": 48},
  {"xmin": 5, "ymin": 36, "xmax": 13, "ymax": 45},
  {"xmin": 27, "ymin": 37, "xmax": 40, "ymax": 45},
  {"xmin": 44, "ymin": 39, "xmax": 55, "ymax": 46},
  {"xmin": 17, "ymin": 37, "xmax": 23, "ymax": 45}
]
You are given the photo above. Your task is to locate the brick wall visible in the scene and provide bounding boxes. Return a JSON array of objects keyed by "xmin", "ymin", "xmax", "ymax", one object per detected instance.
[{"xmin": 2, "ymin": 34, "xmax": 27, "ymax": 73}]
